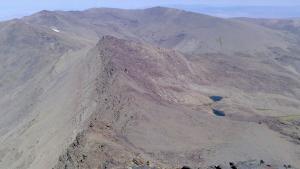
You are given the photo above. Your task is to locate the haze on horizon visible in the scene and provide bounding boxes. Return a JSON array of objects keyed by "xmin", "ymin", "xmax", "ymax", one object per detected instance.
[{"xmin": 1, "ymin": 0, "xmax": 300, "ymax": 21}]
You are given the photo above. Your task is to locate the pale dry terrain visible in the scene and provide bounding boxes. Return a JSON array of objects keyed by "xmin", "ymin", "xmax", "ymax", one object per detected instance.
[{"xmin": 0, "ymin": 7, "xmax": 299, "ymax": 169}]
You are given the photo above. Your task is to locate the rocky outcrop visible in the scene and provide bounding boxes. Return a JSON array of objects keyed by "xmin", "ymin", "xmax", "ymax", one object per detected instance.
[{"xmin": 53, "ymin": 36, "xmax": 300, "ymax": 169}]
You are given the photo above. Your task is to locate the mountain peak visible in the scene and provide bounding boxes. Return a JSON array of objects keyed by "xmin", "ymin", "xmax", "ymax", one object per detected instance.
[
  {"xmin": 100, "ymin": 35, "xmax": 122, "ymax": 41},
  {"xmin": 144, "ymin": 6, "xmax": 184, "ymax": 14},
  {"xmin": 96, "ymin": 35, "xmax": 127, "ymax": 49}
]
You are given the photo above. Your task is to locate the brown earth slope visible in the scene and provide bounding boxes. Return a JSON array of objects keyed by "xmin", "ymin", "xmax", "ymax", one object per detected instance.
[{"xmin": 54, "ymin": 36, "xmax": 300, "ymax": 169}]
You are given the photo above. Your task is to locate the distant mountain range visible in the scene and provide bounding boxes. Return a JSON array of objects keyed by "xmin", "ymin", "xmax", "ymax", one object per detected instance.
[
  {"xmin": 167, "ymin": 5, "xmax": 300, "ymax": 18},
  {"xmin": 1, "ymin": 5, "xmax": 300, "ymax": 22}
]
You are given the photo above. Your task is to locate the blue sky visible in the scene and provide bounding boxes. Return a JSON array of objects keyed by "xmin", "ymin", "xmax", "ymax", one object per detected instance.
[{"xmin": 1, "ymin": 0, "xmax": 300, "ymax": 20}]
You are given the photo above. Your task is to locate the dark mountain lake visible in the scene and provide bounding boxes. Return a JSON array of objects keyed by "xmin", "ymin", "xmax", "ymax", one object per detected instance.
[
  {"xmin": 212, "ymin": 109, "xmax": 226, "ymax": 116},
  {"xmin": 210, "ymin": 96, "xmax": 223, "ymax": 102}
]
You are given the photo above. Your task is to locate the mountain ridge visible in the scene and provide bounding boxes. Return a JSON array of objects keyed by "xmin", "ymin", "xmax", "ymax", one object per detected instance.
[{"xmin": 20, "ymin": 6, "xmax": 293, "ymax": 54}]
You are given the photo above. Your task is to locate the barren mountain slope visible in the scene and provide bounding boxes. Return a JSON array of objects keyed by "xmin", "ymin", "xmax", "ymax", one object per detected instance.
[
  {"xmin": 24, "ymin": 7, "xmax": 293, "ymax": 54},
  {"xmin": 233, "ymin": 17, "xmax": 300, "ymax": 78},
  {"xmin": 0, "ymin": 19, "xmax": 98, "ymax": 169},
  {"xmin": 0, "ymin": 18, "xmax": 87, "ymax": 137},
  {"xmin": 54, "ymin": 36, "xmax": 300, "ymax": 169},
  {"xmin": 234, "ymin": 18, "xmax": 300, "ymax": 36}
]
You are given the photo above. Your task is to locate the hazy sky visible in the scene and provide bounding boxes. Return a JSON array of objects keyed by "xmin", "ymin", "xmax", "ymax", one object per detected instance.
[{"xmin": 1, "ymin": 0, "xmax": 300, "ymax": 20}]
